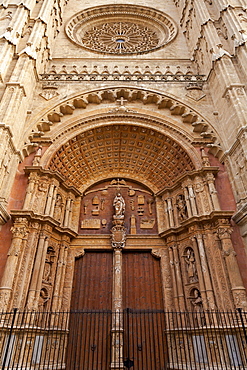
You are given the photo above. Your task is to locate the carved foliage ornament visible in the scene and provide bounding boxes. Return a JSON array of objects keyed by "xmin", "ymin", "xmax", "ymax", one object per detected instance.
[{"xmin": 65, "ymin": 5, "xmax": 177, "ymax": 55}]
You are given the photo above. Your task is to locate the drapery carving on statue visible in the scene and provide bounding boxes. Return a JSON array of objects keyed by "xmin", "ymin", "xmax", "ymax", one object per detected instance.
[
  {"xmin": 184, "ymin": 247, "xmax": 198, "ymax": 283},
  {"xmin": 190, "ymin": 288, "xmax": 206, "ymax": 326},
  {"xmin": 38, "ymin": 287, "xmax": 50, "ymax": 310},
  {"xmin": 33, "ymin": 178, "xmax": 49, "ymax": 213},
  {"xmin": 113, "ymin": 193, "xmax": 125, "ymax": 220},
  {"xmin": 112, "ymin": 192, "xmax": 126, "ymax": 248},
  {"xmin": 194, "ymin": 180, "xmax": 210, "ymax": 213},
  {"xmin": 43, "ymin": 246, "xmax": 55, "ymax": 283},
  {"xmin": 32, "ymin": 146, "xmax": 42, "ymax": 166},
  {"xmin": 176, "ymin": 194, "xmax": 188, "ymax": 222},
  {"xmin": 53, "ymin": 193, "xmax": 64, "ymax": 222}
]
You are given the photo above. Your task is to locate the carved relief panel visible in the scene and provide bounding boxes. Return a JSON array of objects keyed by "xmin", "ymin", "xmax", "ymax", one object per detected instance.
[
  {"xmin": 79, "ymin": 179, "xmax": 157, "ymax": 235},
  {"xmin": 23, "ymin": 168, "xmax": 81, "ymax": 231}
]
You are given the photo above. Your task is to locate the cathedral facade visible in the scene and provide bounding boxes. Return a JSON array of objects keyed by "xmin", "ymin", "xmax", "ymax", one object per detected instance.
[{"xmin": 0, "ymin": 0, "xmax": 247, "ymax": 319}]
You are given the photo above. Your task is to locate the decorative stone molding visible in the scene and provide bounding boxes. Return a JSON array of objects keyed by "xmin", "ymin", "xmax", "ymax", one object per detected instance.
[
  {"xmin": 41, "ymin": 64, "xmax": 204, "ymax": 83},
  {"xmin": 65, "ymin": 5, "xmax": 177, "ymax": 55}
]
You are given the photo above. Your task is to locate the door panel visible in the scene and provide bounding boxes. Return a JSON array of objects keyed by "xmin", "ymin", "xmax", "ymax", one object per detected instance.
[
  {"xmin": 70, "ymin": 251, "xmax": 113, "ymax": 310},
  {"xmin": 122, "ymin": 251, "xmax": 164, "ymax": 310},
  {"xmin": 68, "ymin": 252, "xmax": 113, "ymax": 370}
]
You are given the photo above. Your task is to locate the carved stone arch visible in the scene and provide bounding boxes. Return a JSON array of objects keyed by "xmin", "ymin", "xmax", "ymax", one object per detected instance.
[
  {"xmin": 39, "ymin": 119, "xmax": 202, "ymax": 193},
  {"xmin": 25, "ymin": 86, "xmax": 221, "ymax": 157}
]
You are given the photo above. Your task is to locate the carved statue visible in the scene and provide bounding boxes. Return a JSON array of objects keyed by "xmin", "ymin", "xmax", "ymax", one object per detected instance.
[
  {"xmin": 53, "ymin": 194, "xmax": 63, "ymax": 221},
  {"xmin": 113, "ymin": 193, "xmax": 125, "ymax": 218},
  {"xmin": 185, "ymin": 248, "xmax": 198, "ymax": 283},
  {"xmin": 176, "ymin": 194, "xmax": 188, "ymax": 222},
  {"xmin": 191, "ymin": 289, "xmax": 205, "ymax": 326}
]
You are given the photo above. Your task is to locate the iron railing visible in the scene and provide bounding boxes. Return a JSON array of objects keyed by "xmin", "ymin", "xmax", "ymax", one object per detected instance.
[{"xmin": 0, "ymin": 309, "xmax": 246, "ymax": 369}]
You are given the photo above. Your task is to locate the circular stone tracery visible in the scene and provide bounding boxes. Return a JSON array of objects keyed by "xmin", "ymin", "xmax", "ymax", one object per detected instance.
[
  {"xmin": 65, "ymin": 5, "xmax": 177, "ymax": 55},
  {"xmin": 48, "ymin": 125, "xmax": 195, "ymax": 192},
  {"xmin": 81, "ymin": 22, "xmax": 160, "ymax": 54}
]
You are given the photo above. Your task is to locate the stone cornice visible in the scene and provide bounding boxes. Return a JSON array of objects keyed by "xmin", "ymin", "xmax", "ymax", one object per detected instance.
[
  {"xmin": 10, "ymin": 210, "xmax": 78, "ymax": 238},
  {"xmin": 24, "ymin": 166, "xmax": 82, "ymax": 196},
  {"xmin": 155, "ymin": 166, "xmax": 219, "ymax": 196},
  {"xmin": 159, "ymin": 211, "xmax": 234, "ymax": 239}
]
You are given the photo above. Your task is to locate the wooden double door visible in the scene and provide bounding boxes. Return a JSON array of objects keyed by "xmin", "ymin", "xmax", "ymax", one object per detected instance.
[{"xmin": 67, "ymin": 251, "xmax": 167, "ymax": 370}]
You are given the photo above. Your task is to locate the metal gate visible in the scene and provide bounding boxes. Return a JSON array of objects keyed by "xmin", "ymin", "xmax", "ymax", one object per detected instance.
[{"xmin": 0, "ymin": 310, "xmax": 247, "ymax": 369}]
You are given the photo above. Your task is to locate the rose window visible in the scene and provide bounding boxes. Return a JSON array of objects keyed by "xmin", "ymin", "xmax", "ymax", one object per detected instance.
[
  {"xmin": 65, "ymin": 5, "xmax": 177, "ymax": 55},
  {"xmin": 81, "ymin": 22, "xmax": 160, "ymax": 54}
]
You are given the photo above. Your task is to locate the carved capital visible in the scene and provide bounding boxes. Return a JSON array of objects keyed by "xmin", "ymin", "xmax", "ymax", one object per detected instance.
[
  {"xmin": 11, "ymin": 224, "xmax": 28, "ymax": 239},
  {"xmin": 217, "ymin": 227, "xmax": 233, "ymax": 240}
]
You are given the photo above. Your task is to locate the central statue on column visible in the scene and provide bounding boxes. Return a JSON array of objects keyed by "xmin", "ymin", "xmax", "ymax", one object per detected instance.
[
  {"xmin": 111, "ymin": 193, "xmax": 126, "ymax": 249},
  {"xmin": 113, "ymin": 193, "xmax": 125, "ymax": 222}
]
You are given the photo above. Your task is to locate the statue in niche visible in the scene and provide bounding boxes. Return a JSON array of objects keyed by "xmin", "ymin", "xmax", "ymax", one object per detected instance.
[
  {"xmin": 113, "ymin": 193, "xmax": 125, "ymax": 218},
  {"xmin": 184, "ymin": 248, "xmax": 198, "ymax": 283},
  {"xmin": 38, "ymin": 287, "xmax": 49, "ymax": 311},
  {"xmin": 53, "ymin": 194, "xmax": 63, "ymax": 221},
  {"xmin": 176, "ymin": 194, "xmax": 188, "ymax": 222},
  {"xmin": 191, "ymin": 289, "xmax": 205, "ymax": 326},
  {"xmin": 43, "ymin": 246, "xmax": 55, "ymax": 283}
]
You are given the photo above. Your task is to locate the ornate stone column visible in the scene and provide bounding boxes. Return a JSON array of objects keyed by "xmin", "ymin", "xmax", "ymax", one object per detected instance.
[
  {"xmin": 63, "ymin": 198, "xmax": 71, "ymax": 227},
  {"xmin": 26, "ymin": 231, "xmax": 49, "ymax": 310},
  {"xmin": 151, "ymin": 248, "xmax": 174, "ymax": 310},
  {"xmin": 217, "ymin": 227, "xmax": 247, "ymax": 309},
  {"xmin": 110, "ymin": 193, "xmax": 126, "ymax": 370},
  {"xmin": 192, "ymin": 235, "xmax": 216, "ymax": 310},
  {"xmin": 52, "ymin": 237, "xmax": 70, "ymax": 312},
  {"xmin": 163, "ymin": 199, "xmax": 170, "ymax": 230},
  {"xmin": 50, "ymin": 185, "xmax": 58, "ymax": 217},
  {"xmin": 0, "ymin": 218, "xmax": 28, "ymax": 310},
  {"xmin": 61, "ymin": 247, "xmax": 75, "ymax": 311},
  {"xmin": 168, "ymin": 246, "xmax": 179, "ymax": 311},
  {"xmin": 13, "ymin": 222, "xmax": 40, "ymax": 309},
  {"xmin": 173, "ymin": 245, "xmax": 185, "ymax": 310}
]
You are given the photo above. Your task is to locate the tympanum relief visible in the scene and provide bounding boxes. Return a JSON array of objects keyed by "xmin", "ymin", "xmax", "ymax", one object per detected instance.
[{"xmin": 79, "ymin": 179, "xmax": 157, "ymax": 235}]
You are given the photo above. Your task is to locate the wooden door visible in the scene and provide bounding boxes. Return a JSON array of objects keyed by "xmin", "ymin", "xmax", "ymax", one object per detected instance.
[
  {"xmin": 67, "ymin": 252, "xmax": 113, "ymax": 370},
  {"xmin": 122, "ymin": 252, "xmax": 167, "ymax": 370},
  {"xmin": 122, "ymin": 251, "xmax": 164, "ymax": 310},
  {"xmin": 67, "ymin": 251, "xmax": 167, "ymax": 370}
]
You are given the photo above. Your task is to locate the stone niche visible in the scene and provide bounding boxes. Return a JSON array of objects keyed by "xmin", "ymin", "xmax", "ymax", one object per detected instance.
[{"xmin": 79, "ymin": 179, "xmax": 157, "ymax": 235}]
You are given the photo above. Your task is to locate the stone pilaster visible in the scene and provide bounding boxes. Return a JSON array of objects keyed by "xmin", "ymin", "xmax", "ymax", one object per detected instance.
[
  {"xmin": 0, "ymin": 218, "xmax": 28, "ymax": 310},
  {"xmin": 217, "ymin": 226, "xmax": 247, "ymax": 309}
]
